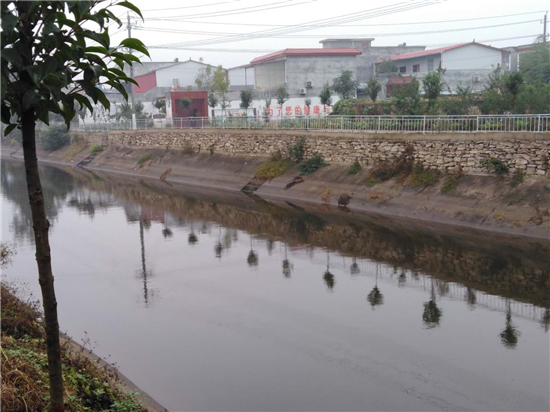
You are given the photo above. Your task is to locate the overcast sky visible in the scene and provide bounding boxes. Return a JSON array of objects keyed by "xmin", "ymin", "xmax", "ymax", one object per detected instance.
[{"xmin": 108, "ymin": 0, "xmax": 549, "ymax": 68}]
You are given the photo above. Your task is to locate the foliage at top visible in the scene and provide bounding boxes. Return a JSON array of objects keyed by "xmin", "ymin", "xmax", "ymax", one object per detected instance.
[
  {"xmin": 208, "ymin": 92, "xmax": 218, "ymax": 109},
  {"xmin": 114, "ymin": 101, "xmax": 148, "ymax": 121},
  {"xmin": 422, "ymin": 71, "xmax": 444, "ymax": 109},
  {"xmin": 319, "ymin": 82, "xmax": 332, "ymax": 106},
  {"xmin": 195, "ymin": 65, "xmax": 214, "ymax": 90},
  {"xmin": 154, "ymin": 98, "xmax": 165, "ymax": 114},
  {"xmin": 520, "ymin": 36, "xmax": 550, "ymax": 85},
  {"xmin": 240, "ymin": 90, "xmax": 253, "ymax": 110},
  {"xmin": 332, "ymin": 70, "xmax": 358, "ymax": 100},
  {"xmin": 275, "ymin": 86, "xmax": 289, "ymax": 107},
  {"xmin": 366, "ymin": 77, "xmax": 381, "ymax": 103},
  {"xmin": 392, "ymin": 77, "xmax": 422, "ymax": 115},
  {"xmin": 377, "ymin": 60, "xmax": 397, "ymax": 74},
  {"xmin": 1, "ymin": 1, "xmax": 150, "ymax": 135}
]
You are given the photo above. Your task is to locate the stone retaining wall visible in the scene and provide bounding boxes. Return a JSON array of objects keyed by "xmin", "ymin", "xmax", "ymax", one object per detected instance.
[{"xmin": 78, "ymin": 129, "xmax": 550, "ymax": 176}]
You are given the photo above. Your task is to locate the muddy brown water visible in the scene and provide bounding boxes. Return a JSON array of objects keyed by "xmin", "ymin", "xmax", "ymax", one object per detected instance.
[{"xmin": 2, "ymin": 159, "xmax": 549, "ymax": 412}]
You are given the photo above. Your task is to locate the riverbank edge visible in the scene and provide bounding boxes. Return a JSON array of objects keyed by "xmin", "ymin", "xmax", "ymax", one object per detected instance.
[
  {"xmin": 2, "ymin": 141, "xmax": 549, "ymax": 240},
  {"xmin": 0, "ymin": 284, "xmax": 168, "ymax": 412}
]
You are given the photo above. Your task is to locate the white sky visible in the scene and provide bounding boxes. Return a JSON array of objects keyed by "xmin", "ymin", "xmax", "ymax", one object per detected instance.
[{"xmin": 108, "ymin": 0, "xmax": 549, "ymax": 68}]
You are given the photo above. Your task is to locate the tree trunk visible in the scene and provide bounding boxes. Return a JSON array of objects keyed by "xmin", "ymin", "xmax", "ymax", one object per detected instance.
[{"xmin": 21, "ymin": 110, "xmax": 65, "ymax": 411}]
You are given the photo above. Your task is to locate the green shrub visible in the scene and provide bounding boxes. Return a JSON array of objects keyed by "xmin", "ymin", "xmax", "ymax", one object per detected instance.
[
  {"xmin": 407, "ymin": 163, "xmax": 441, "ymax": 187},
  {"xmin": 299, "ymin": 154, "xmax": 328, "ymax": 175},
  {"xmin": 347, "ymin": 160, "xmax": 362, "ymax": 175},
  {"xmin": 137, "ymin": 153, "xmax": 152, "ymax": 164},
  {"xmin": 287, "ymin": 138, "xmax": 305, "ymax": 163},
  {"xmin": 509, "ymin": 169, "xmax": 524, "ymax": 187},
  {"xmin": 255, "ymin": 157, "xmax": 293, "ymax": 179},
  {"xmin": 481, "ymin": 157, "xmax": 509, "ymax": 174},
  {"xmin": 364, "ymin": 175, "xmax": 380, "ymax": 187},
  {"xmin": 90, "ymin": 144, "xmax": 104, "ymax": 155},
  {"xmin": 40, "ymin": 125, "xmax": 70, "ymax": 152},
  {"xmin": 440, "ymin": 170, "xmax": 463, "ymax": 193}
]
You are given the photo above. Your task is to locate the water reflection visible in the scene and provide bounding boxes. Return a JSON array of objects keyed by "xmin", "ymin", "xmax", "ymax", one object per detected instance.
[
  {"xmin": 2, "ymin": 160, "xmax": 549, "ymax": 333},
  {"xmin": 422, "ymin": 280, "xmax": 442, "ymax": 329},
  {"xmin": 500, "ymin": 300, "xmax": 520, "ymax": 349},
  {"xmin": 367, "ymin": 264, "xmax": 384, "ymax": 309}
]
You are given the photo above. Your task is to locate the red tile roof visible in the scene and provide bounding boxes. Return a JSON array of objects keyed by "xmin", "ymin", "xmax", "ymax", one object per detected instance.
[
  {"xmin": 374, "ymin": 42, "xmax": 506, "ymax": 63},
  {"xmin": 251, "ymin": 48, "xmax": 362, "ymax": 64}
]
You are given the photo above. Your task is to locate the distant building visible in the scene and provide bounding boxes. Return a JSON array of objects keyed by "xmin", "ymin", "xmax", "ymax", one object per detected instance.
[
  {"xmin": 132, "ymin": 59, "xmax": 217, "ymax": 102},
  {"xmin": 320, "ymin": 38, "xmax": 426, "ymax": 83},
  {"xmin": 249, "ymin": 48, "xmax": 362, "ymax": 98},
  {"xmin": 228, "ymin": 64, "xmax": 255, "ymax": 90},
  {"xmin": 374, "ymin": 42, "xmax": 510, "ymax": 97},
  {"xmin": 165, "ymin": 90, "xmax": 209, "ymax": 121},
  {"xmin": 503, "ymin": 42, "xmax": 550, "ymax": 72}
]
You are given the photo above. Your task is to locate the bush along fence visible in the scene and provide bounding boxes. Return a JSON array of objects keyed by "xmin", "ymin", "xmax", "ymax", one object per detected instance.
[{"xmin": 68, "ymin": 114, "xmax": 550, "ymax": 134}]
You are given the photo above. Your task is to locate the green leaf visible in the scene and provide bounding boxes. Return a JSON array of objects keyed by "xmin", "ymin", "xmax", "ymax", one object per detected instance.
[
  {"xmin": 79, "ymin": 31, "xmax": 108, "ymax": 48},
  {"xmin": 43, "ymin": 73, "xmax": 63, "ymax": 87},
  {"xmin": 22, "ymin": 90, "xmax": 38, "ymax": 110},
  {"xmin": 108, "ymin": 67, "xmax": 126, "ymax": 77},
  {"xmin": 73, "ymin": 94, "xmax": 94, "ymax": 113},
  {"xmin": 41, "ymin": 56, "xmax": 58, "ymax": 78},
  {"xmin": 96, "ymin": 88, "xmax": 110, "ymax": 111},
  {"xmin": 76, "ymin": 80, "xmax": 98, "ymax": 103},
  {"xmin": 43, "ymin": 22, "xmax": 60, "ymax": 36},
  {"xmin": 119, "ymin": 38, "xmax": 149, "ymax": 58},
  {"xmin": 85, "ymin": 46, "xmax": 108, "ymax": 54},
  {"xmin": 117, "ymin": 1, "xmax": 144, "ymax": 20},
  {"xmin": 1, "ymin": 13, "xmax": 18, "ymax": 33},
  {"xmin": 37, "ymin": 106, "xmax": 50, "ymax": 125},
  {"xmin": 106, "ymin": 81, "xmax": 128, "ymax": 100},
  {"xmin": 2, "ymin": 48, "xmax": 22, "ymax": 67},
  {"xmin": 3, "ymin": 124, "xmax": 17, "ymax": 136}
]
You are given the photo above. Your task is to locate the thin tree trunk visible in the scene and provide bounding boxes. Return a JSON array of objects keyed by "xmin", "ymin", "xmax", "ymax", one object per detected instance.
[{"xmin": 21, "ymin": 109, "xmax": 65, "ymax": 411}]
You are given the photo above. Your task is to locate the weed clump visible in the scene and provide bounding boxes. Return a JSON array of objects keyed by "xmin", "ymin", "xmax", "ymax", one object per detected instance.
[
  {"xmin": 321, "ymin": 187, "xmax": 332, "ymax": 203},
  {"xmin": 347, "ymin": 160, "xmax": 362, "ymax": 175},
  {"xmin": 364, "ymin": 175, "xmax": 380, "ymax": 187},
  {"xmin": 40, "ymin": 125, "xmax": 70, "ymax": 152},
  {"xmin": 255, "ymin": 157, "xmax": 293, "ymax": 180},
  {"xmin": 407, "ymin": 163, "xmax": 441, "ymax": 188},
  {"xmin": 440, "ymin": 169, "xmax": 463, "ymax": 193},
  {"xmin": 287, "ymin": 138, "xmax": 305, "ymax": 163},
  {"xmin": 299, "ymin": 154, "xmax": 328, "ymax": 175},
  {"xmin": 481, "ymin": 157, "xmax": 509, "ymax": 174},
  {"xmin": 337, "ymin": 192, "xmax": 352, "ymax": 206},
  {"xmin": 509, "ymin": 169, "xmax": 524, "ymax": 187},
  {"xmin": 90, "ymin": 144, "xmax": 104, "ymax": 155},
  {"xmin": 182, "ymin": 141, "xmax": 194, "ymax": 155},
  {"xmin": 137, "ymin": 153, "xmax": 152, "ymax": 164}
]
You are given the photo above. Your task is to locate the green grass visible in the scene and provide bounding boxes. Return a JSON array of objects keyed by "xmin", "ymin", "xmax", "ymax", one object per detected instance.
[
  {"xmin": 440, "ymin": 171, "xmax": 463, "ymax": 194},
  {"xmin": 347, "ymin": 160, "xmax": 362, "ymax": 175},
  {"xmin": 90, "ymin": 144, "xmax": 104, "ymax": 155},
  {"xmin": 364, "ymin": 175, "xmax": 380, "ymax": 187},
  {"xmin": 407, "ymin": 163, "xmax": 441, "ymax": 188},
  {"xmin": 481, "ymin": 157, "xmax": 509, "ymax": 174},
  {"xmin": 137, "ymin": 153, "xmax": 152, "ymax": 164},
  {"xmin": 509, "ymin": 169, "xmax": 524, "ymax": 188},
  {"xmin": 299, "ymin": 154, "xmax": 328, "ymax": 175},
  {"xmin": 255, "ymin": 157, "xmax": 293, "ymax": 179}
]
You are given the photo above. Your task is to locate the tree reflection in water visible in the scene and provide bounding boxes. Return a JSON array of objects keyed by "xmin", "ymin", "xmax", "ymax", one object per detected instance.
[
  {"xmin": 282, "ymin": 244, "xmax": 293, "ymax": 278},
  {"xmin": 214, "ymin": 227, "xmax": 223, "ymax": 260},
  {"xmin": 398, "ymin": 272, "xmax": 407, "ymax": 287},
  {"xmin": 323, "ymin": 251, "xmax": 335, "ymax": 291},
  {"xmin": 465, "ymin": 287, "xmax": 477, "ymax": 309},
  {"xmin": 247, "ymin": 236, "xmax": 258, "ymax": 267},
  {"xmin": 423, "ymin": 279, "xmax": 442, "ymax": 329},
  {"xmin": 350, "ymin": 258, "xmax": 360, "ymax": 275},
  {"xmin": 500, "ymin": 300, "xmax": 520, "ymax": 349},
  {"xmin": 188, "ymin": 222, "xmax": 198, "ymax": 245},
  {"xmin": 137, "ymin": 217, "xmax": 153, "ymax": 307},
  {"xmin": 541, "ymin": 308, "xmax": 550, "ymax": 333},
  {"xmin": 367, "ymin": 263, "xmax": 384, "ymax": 309}
]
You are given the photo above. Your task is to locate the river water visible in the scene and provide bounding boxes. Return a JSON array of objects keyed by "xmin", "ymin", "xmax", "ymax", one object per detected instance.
[{"xmin": 1, "ymin": 159, "xmax": 549, "ymax": 412}]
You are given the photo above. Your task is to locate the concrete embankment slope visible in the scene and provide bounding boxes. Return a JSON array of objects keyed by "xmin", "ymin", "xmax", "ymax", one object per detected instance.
[{"xmin": 3, "ymin": 127, "xmax": 549, "ymax": 238}]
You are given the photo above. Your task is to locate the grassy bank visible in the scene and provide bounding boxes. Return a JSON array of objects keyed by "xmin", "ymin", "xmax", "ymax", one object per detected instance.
[{"xmin": 1, "ymin": 283, "xmax": 146, "ymax": 412}]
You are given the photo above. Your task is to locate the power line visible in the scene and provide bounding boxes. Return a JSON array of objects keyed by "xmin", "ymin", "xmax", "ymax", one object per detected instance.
[
  {"xmin": 141, "ymin": 1, "xmax": 241, "ymax": 12},
  {"xmin": 136, "ymin": 19, "xmax": 541, "ymax": 39},
  {"xmin": 145, "ymin": 10, "xmax": 547, "ymax": 27},
  {"xmin": 157, "ymin": 1, "xmax": 447, "ymax": 49}
]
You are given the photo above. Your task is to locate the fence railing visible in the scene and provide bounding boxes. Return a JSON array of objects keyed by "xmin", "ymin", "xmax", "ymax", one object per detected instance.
[{"xmin": 71, "ymin": 114, "xmax": 550, "ymax": 133}]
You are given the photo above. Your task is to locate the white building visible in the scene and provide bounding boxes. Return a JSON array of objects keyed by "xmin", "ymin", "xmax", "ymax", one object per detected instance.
[
  {"xmin": 228, "ymin": 64, "xmax": 255, "ymax": 90},
  {"xmin": 374, "ymin": 42, "xmax": 510, "ymax": 97}
]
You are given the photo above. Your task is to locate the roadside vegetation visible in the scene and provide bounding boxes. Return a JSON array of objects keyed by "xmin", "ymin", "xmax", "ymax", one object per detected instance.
[
  {"xmin": 90, "ymin": 144, "xmax": 104, "ymax": 155},
  {"xmin": 1, "ymin": 283, "xmax": 146, "ymax": 412},
  {"xmin": 137, "ymin": 153, "xmax": 152, "ymax": 165},
  {"xmin": 255, "ymin": 139, "xmax": 328, "ymax": 179}
]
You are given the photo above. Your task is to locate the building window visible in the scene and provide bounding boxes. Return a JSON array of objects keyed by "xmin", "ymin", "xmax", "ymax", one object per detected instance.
[
  {"xmin": 399, "ymin": 66, "xmax": 406, "ymax": 73},
  {"xmin": 427, "ymin": 59, "xmax": 434, "ymax": 72},
  {"xmin": 413, "ymin": 64, "xmax": 420, "ymax": 73}
]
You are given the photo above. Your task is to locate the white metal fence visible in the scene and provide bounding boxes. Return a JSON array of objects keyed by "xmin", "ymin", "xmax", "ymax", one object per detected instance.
[{"xmin": 72, "ymin": 114, "xmax": 550, "ymax": 133}]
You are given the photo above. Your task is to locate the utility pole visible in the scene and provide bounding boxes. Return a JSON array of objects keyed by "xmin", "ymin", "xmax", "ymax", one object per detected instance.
[
  {"xmin": 544, "ymin": 12, "xmax": 547, "ymax": 42},
  {"xmin": 127, "ymin": 12, "xmax": 136, "ymax": 129}
]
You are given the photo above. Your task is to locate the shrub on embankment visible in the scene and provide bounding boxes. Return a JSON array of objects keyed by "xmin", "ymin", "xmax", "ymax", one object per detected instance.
[{"xmin": 1, "ymin": 282, "xmax": 146, "ymax": 412}]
